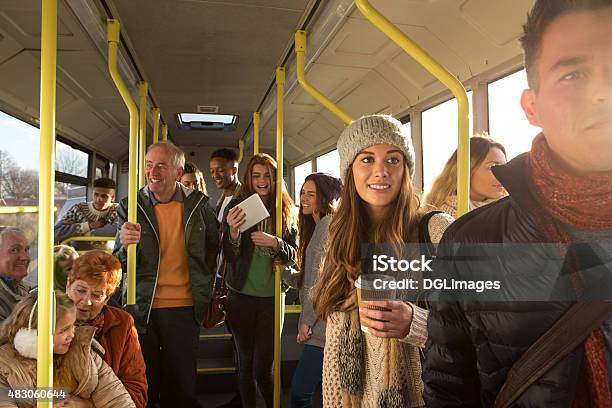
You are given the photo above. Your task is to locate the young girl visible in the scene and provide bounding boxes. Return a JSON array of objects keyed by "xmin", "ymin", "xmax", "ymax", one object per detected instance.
[
  {"xmin": 290, "ymin": 173, "xmax": 342, "ymax": 408},
  {"xmin": 312, "ymin": 115, "xmax": 453, "ymax": 407},
  {"xmin": 0, "ymin": 291, "xmax": 135, "ymax": 407},
  {"xmin": 223, "ymin": 153, "xmax": 298, "ymax": 408},
  {"xmin": 425, "ymin": 135, "xmax": 507, "ymax": 218}
]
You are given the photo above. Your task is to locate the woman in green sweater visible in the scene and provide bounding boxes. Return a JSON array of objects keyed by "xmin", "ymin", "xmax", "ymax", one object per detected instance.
[{"xmin": 222, "ymin": 153, "xmax": 298, "ymax": 408}]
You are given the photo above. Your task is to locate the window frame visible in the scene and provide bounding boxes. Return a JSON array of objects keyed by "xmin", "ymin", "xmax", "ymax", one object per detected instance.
[{"xmin": 55, "ymin": 136, "xmax": 91, "ymax": 186}]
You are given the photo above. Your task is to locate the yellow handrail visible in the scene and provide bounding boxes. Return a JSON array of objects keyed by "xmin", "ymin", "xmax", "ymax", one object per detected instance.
[
  {"xmin": 161, "ymin": 123, "xmax": 168, "ymax": 141},
  {"xmin": 285, "ymin": 304, "xmax": 301, "ymax": 314},
  {"xmin": 152, "ymin": 107, "xmax": 160, "ymax": 144},
  {"xmin": 107, "ymin": 19, "xmax": 137, "ymax": 305},
  {"xmin": 354, "ymin": 0, "xmax": 470, "ymax": 216},
  {"xmin": 38, "ymin": 0, "xmax": 57, "ymax": 400},
  {"xmin": 59, "ymin": 235, "xmax": 116, "ymax": 246},
  {"xmin": 238, "ymin": 139, "xmax": 244, "ymax": 164},
  {"xmin": 295, "ymin": 31, "xmax": 353, "ymax": 125},
  {"xmin": 273, "ymin": 66, "xmax": 285, "ymax": 408},
  {"xmin": 138, "ymin": 81, "xmax": 148, "ymax": 188},
  {"xmin": 253, "ymin": 111, "xmax": 261, "ymax": 155},
  {"xmin": 0, "ymin": 206, "xmax": 40, "ymax": 214}
]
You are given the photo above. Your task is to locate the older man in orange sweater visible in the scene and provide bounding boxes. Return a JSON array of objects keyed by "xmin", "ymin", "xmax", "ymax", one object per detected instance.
[{"xmin": 114, "ymin": 141, "xmax": 218, "ymax": 408}]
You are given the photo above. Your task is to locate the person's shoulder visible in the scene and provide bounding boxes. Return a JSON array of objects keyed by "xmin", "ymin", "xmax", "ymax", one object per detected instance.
[
  {"xmin": 64, "ymin": 201, "xmax": 87, "ymax": 214},
  {"xmin": 441, "ymin": 196, "xmax": 512, "ymax": 244},
  {"xmin": 426, "ymin": 212, "xmax": 455, "ymax": 244},
  {"xmin": 0, "ymin": 343, "xmax": 17, "ymax": 361},
  {"xmin": 104, "ymin": 305, "xmax": 134, "ymax": 324},
  {"xmin": 316, "ymin": 215, "xmax": 333, "ymax": 234},
  {"xmin": 0, "ymin": 343, "xmax": 25, "ymax": 375},
  {"xmin": 17, "ymin": 281, "xmax": 30, "ymax": 296},
  {"xmin": 102, "ymin": 306, "xmax": 135, "ymax": 338},
  {"xmin": 119, "ymin": 189, "xmax": 148, "ymax": 205}
]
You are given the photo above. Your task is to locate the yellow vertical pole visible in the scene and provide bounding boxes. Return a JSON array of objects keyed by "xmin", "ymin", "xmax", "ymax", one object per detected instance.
[
  {"xmin": 37, "ymin": 0, "xmax": 57, "ymax": 401},
  {"xmin": 152, "ymin": 107, "xmax": 160, "ymax": 144},
  {"xmin": 354, "ymin": 0, "xmax": 470, "ymax": 216},
  {"xmin": 108, "ymin": 19, "xmax": 137, "ymax": 304},
  {"xmin": 253, "ymin": 111, "xmax": 261, "ymax": 155},
  {"xmin": 161, "ymin": 123, "xmax": 168, "ymax": 141},
  {"xmin": 138, "ymin": 81, "xmax": 148, "ymax": 188},
  {"xmin": 273, "ymin": 66, "xmax": 285, "ymax": 408},
  {"xmin": 238, "ymin": 139, "xmax": 245, "ymax": 164}
]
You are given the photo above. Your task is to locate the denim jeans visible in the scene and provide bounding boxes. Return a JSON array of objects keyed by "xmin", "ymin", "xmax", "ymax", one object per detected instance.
[{"xmin": 290, "ymin": 344, "xmax": 324, "ymax": 408}]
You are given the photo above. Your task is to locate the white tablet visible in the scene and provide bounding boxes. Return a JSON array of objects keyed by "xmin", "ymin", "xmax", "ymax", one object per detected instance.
[{"xmin": 236, "ymin": 193, "xmax": 271, "ymax": 233}]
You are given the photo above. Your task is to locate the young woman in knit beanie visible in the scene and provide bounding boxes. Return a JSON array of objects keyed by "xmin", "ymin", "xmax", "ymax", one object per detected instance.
[
  {"xmin": 311, "ymin": 114, "xmax": 453, "ymax": 407},
  {"xmin": 290, "ymin": 172, "xmax": 342, "ymax": 407},
  {"xmin": 223, "ymin": 153, "xmax": 298, "ymax": 407}
]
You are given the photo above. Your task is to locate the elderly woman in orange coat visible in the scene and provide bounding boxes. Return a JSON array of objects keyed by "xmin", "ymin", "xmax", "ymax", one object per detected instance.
[{"xmin": 65, "ymin": 250, "xmax": 147, "ymax": 408}]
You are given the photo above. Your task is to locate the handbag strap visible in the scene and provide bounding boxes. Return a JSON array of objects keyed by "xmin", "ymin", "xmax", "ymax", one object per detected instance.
[
  {"xmin": 217, "ymin": 225, "xmax": 229, "ymax": 290},
  {"xmin": 494, "ymin": 301, "xmax": 612, "ymax": 408}
]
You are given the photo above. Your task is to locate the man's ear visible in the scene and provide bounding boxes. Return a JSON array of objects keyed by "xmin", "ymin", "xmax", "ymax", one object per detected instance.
[
  {"xmin": 232, "ymin": 165, "xmax": 238, "ymax": 177},
  {"xmin": 520, "ymin": 89, "xmax": 540, "ymax": 127},
  {"xmin": 176, "ymin": 168, "xmax": 184, "ymax": 181}
]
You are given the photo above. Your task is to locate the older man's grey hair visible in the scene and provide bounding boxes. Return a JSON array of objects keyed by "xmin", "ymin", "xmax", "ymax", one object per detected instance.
[
  {"xmin": 0, "ymin": 227, "xmax": 25, "ymax": 248},
  {"xmin": 147, "ymin": 141, "xmax": 186, "ymax": 170}
]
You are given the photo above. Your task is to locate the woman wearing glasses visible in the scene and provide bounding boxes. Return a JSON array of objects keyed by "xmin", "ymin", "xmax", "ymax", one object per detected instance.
[{"xmin": 65, "ymin": 250, "xmax": 147, "ymax": 408}]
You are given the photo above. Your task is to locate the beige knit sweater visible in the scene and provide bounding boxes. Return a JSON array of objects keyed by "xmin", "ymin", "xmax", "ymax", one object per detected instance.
[{"xmin": 321, "ymin": 213, "xmax": 453, "ymax": 407}]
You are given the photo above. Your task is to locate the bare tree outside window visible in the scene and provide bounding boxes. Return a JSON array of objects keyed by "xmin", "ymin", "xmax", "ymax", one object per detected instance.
[{"xmin": 56, "ymin": 141, "xmax": 87, "ymax": 177}]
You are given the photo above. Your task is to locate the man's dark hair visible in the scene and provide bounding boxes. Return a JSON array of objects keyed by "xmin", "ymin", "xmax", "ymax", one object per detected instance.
[
  {"xmin": 520, "ymin": 0, "xmax": 612, "ymax": 89},
  {"xmin": 93, "ymin": 177, "xmax": 116, "ymax": 190},
  {"xmin": 210, "ymin": 148, "xmax": 238, "ymax": 163}
]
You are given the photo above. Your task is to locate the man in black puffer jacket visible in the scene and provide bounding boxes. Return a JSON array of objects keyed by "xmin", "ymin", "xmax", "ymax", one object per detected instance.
[{"xmin": 423, "ymin": 1, "xmax": 612, "ymax": 407}]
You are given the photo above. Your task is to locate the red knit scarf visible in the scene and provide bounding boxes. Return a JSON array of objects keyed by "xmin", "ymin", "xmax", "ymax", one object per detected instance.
[{"xmin": 527, "ymin": 133, "xmax": 612, "ymax": 408}]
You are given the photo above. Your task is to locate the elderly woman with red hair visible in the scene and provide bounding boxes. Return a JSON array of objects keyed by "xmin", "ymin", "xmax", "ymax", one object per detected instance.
[{"xmin": 65, "ymin": 250, "xmax": 147, "ymax": 408}]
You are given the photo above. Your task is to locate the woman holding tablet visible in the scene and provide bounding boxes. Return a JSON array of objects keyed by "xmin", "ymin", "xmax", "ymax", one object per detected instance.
[{"xmin": 223, "ymin": 153, "xmax": 298, "ymax": 408}]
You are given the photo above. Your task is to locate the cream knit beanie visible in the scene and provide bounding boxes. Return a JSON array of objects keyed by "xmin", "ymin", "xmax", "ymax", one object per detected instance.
[{"xmin": 337, "ymin": 114, "xmax": 415, "ymax": 182}]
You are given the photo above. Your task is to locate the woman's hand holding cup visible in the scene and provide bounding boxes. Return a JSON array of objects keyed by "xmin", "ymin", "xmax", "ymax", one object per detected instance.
[
  {"xmin": 356, "ymin": 274, "xmax": 413, "ymax": 339},
  {"xmin": 359, "ymin": 300, "xmax": 413, "ymax": 339}
]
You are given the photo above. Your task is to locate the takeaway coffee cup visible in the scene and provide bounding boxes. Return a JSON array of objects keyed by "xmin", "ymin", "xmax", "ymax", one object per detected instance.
[{"xmin": 355, "ymin": 274, "xmax": 396, "ymax": 332}]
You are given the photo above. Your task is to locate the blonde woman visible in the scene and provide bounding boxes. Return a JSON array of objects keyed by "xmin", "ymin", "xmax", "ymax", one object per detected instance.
[
  {"xmin": 312, "ymin": 115, "xmax": 453, "ymax": 407},
  {"xmin": 425, "ymin": 135, "xmax": 507, "ymax": 218}
]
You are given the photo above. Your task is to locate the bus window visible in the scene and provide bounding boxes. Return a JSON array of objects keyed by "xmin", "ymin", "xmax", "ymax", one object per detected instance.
[
  {"xmin": 488, "ymin": 69, "xmax": 541, "ymax": 160},
  {"xmin": 315, "ymin": 149, "xmax": 340, "ymax": 179},
  {"xmin": 293, "ymin": 161, "xmax": 312, "ymax": 201},
  {"xmin": 421, "ymin": 91, "xmax": 473, "ymax": 193},
  {"xmin": 0, "ymin": 110, "xmax": 41, "ymax": 284},
  {"xmin": 56, "ymin": 140, "xmax": 88, "ymax": 178}
]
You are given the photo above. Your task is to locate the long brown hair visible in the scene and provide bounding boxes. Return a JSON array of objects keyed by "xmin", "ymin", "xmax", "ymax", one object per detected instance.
[
  {"xmin": 236, "ymin": 153, "xmax": 297, "ymax": 233},
  {"xmin": 312, "ymin": 159, "xmax": 421, "ymax": 320},
  {"xmin": 297, "ymin": 173, "xmax": 343, "ymax": 288},
  {"xmin": 425, "ymin": 135, "xmax": 506, "ymax": 209}
]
